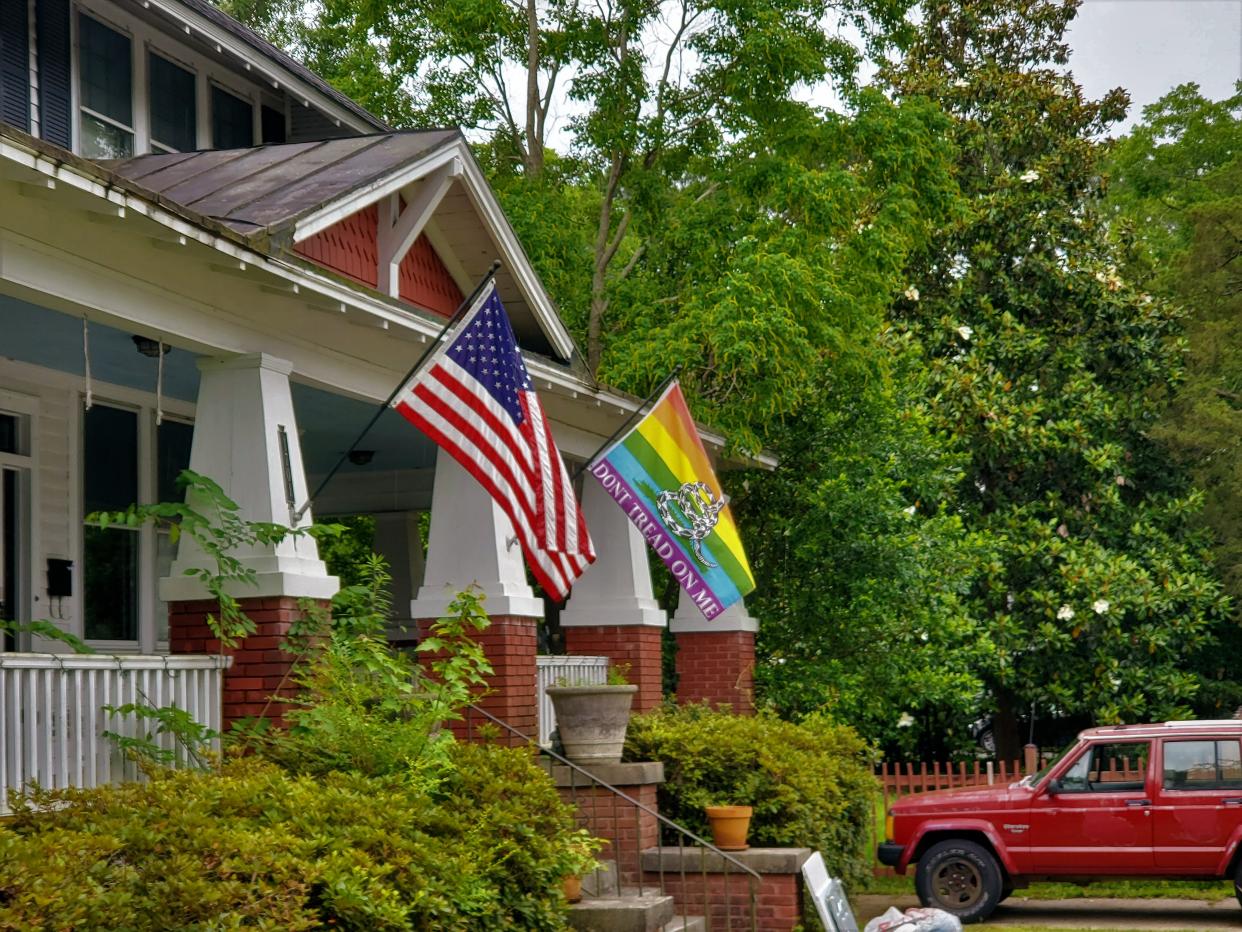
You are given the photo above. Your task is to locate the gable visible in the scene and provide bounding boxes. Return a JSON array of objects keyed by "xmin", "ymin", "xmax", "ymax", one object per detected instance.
[{"xmin": 294, "ymin": 204, "xmax": 463, "ymax": 318}]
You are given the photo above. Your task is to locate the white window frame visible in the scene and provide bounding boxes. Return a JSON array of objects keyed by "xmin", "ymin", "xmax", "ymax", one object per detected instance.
[
  {"xmin": 0, "ymin": 390, "xmax": 39, "ymax": 653},
  {"xmin": 75, "ymin": 10, "xmax": 137, "ymax": 159},
  {"xmin": 78, "ymin": 394, "xmax": 194, "ymax": 655}
]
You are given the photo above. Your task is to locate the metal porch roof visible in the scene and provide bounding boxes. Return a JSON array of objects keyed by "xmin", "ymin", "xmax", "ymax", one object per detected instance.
[{"xmin": 108, "ymin": 131, "xmax": 460, "ymax": 236}]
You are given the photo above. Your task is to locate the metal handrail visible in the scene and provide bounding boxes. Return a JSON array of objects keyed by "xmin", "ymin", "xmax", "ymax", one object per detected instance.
[{"xmin": 466, "ymin": 703, "xmax": 760, "ymax": 931}]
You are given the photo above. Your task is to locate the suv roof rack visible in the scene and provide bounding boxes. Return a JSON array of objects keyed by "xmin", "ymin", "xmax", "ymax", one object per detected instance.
[{"xmin": 1162, "ymin": 720, "xmax": 1242, "ymax": 727}]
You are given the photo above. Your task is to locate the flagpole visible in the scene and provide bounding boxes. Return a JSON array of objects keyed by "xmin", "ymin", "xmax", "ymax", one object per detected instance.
[
  {"xmin": 570, "ymin": 364, "xmax": 684, "ymax": 483},
  {"xmin": 291, "ymin": 260, "xmax": 502, "ymax": 523}
]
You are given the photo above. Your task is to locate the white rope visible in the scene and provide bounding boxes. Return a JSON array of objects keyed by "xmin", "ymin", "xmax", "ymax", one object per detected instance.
[
  {"xmin": 82, "ymin": 317, "xmax": 93, "ymax": 411},
  {"xmin": 156, "ymin": 341, "xmax": 164, "ymax": 426}
]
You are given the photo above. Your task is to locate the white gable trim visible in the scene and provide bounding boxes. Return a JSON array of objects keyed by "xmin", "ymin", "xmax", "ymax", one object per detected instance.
[{"xmin": 289, "ymin": 137, "xmax": 577, "ymax": 362}]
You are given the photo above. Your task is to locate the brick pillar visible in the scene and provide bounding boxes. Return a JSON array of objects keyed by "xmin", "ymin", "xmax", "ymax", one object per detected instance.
[
  {"xmin": 417, "ymin": 613, "xmax": 538, "ymax": 745},
  {"xmin": 674, "ymin": 630, "xmax": 756, "ymax": 713},
  {"xmin": 671, "ymin": 598, "xmax": 758, "ymax": 714},
  {"xmin": 551, "ymin": 761, "xmax": 663, "ymax": 886},
  {"xmin": 169, "ymin": 596, "xmax": 314, "ymax": 728},
  {"xmin": 563, "ymin": 626, "xmax": 664, "ymax": 712},
  {"xmin": 644, "ymin": 847, "xmax": 811, "ymax": 932}
]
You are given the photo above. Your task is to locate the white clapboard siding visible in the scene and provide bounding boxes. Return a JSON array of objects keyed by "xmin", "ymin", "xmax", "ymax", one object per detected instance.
[
  {"xmin": 535, "ymin": 655, "xmax": 609, "ymax": 747},
  {"xmin": 0, "ymin": 653, "xmax": 229, "ymax": 813}
]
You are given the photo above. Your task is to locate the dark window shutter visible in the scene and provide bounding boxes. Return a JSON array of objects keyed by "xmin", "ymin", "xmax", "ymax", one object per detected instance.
[
  {"xmin": 34, "ymin": 0, "xmax": 69, "ymax": 148},
  {"xmin": 0, "ymin": 0, "xmax": 31, "ymax": 132}
]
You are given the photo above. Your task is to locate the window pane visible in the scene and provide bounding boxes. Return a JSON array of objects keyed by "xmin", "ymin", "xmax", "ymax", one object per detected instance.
[
  {"xmin": 1219, "ymin": 740, "xmax": 1242, "ymax": 788},
  {"xmin": 1089, "ymin": 742, "xmax": 1148, "ymax": 787},
  {"xmin": 157, "ymin": 419, "xmax": 194, "ymax": 503},
  {"xmin": 84, "ymin": 405, "xmax": 138, "ymax": 513},
  {"xmin": 261, "ymin": 104, "xmax": 285, "ymax": 144},
  {"xmin": 0, "ymin": 414, "xmax": 17, "ymax": 454},
  {"xmin": 80, "ymin": 112, "xmax": 134, "ymax": 159},
  {"xmin": 211, "ymin": 86, "xmax": 252, "ymax": 148},
  {"xmin": 1164, "ymin": 740, "xmax": 1217, "ymax": 788},
  {"xmin": 84, "ymin": 525, "xmax": 138, "ymax": 640},
  {"xmin": 79, "ymin": 15, "xmax": 131, "ymax": 125},
  {"xmin": 149, "ymin": 53, "xmax": 196, "ymax": 152}
]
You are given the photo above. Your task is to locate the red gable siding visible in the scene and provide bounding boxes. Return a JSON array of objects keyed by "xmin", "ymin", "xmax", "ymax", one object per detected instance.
[{"xmin": 294, "ymin": 204, "xmax": 464, "ymax": 317}]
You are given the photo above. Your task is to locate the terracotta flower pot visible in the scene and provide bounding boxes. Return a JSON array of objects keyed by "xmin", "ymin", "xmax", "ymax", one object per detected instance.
[
  {"xmin": 546, "ymin": 684, "xmax": 638, "ymax": 763},
  {"xmin": 705, "ymin": 805, "xmax": 753, "ymax": 851},
  {"xmin": 562, "ymin": 874, "xmax": 583, "ymax": 903}
]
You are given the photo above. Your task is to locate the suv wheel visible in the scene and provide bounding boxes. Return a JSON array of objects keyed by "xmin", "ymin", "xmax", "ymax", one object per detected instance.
[
  {"xmin": 914, "ymin": 839, "xmax": 1003, "ymax": 924},
  {"xmin": 1235, "ymin": 858, "xmax": 1241, "ymax": 910}
]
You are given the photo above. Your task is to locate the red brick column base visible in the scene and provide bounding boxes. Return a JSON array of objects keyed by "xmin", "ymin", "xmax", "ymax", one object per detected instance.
[
  {"xmin": 417, "ymin": 613, "xmax": 538, "ymax": 746},
  {"xmin": 674, "ymin": 630, "xmax": 756, "ymax": 714},
  {"xmin": 563, "ymin": 625, "xmax": 664, "ymax": 712},
  {"xmin": 642, "ymin": 847, "xmax": 810, "ymax": 932},
  {"xmin": 169, "ymin": 596, "xmax": 315, "ymax": 729}
]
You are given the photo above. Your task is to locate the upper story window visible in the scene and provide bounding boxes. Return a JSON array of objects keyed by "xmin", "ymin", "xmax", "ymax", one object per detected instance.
[
  {"xmin": 78, "ymin": 13, "xmax": 133, "ymax": 159},
  {"xmin": 149, "ymin": 52, "xmax": 196, "ymax": 153},
  {"xmin": 212, "ymin": 84, "xmax": 253, "ymax": 149}
]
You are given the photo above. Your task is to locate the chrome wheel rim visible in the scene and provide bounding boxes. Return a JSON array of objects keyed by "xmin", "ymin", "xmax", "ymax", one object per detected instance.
[{"xmin": 933, "ymin": 857, "xmax": 983, "ymax": 909}]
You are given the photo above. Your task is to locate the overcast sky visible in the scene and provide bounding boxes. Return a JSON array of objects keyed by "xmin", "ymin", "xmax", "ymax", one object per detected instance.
[{"xmin": 1067, "ymin": 0, "xmax": 1242, "ymax": 132}]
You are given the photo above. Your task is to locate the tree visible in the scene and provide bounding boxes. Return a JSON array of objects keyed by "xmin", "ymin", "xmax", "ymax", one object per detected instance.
[
  {"xmin": 884, "ymin": 0, "xmax": 1229, "ymax": 755},
  {"xmin": 1106, "ymin": 84, "xmax": 1242, "ymax": 716}
]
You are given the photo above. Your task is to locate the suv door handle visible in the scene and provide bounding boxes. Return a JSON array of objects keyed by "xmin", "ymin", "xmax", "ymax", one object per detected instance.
[
  {"xmin": 1125, "ymin": 799, "xmax": 1152, "ymax": 807},
  {"xmin": 1224, "ymin": 798, "xmax": 1242, "ymax": 807}
]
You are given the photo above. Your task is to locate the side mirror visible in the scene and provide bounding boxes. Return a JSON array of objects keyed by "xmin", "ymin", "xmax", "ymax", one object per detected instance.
[{"xmin": 1045, "ymin": 779, "xmax": 1061, "ymax": 796}]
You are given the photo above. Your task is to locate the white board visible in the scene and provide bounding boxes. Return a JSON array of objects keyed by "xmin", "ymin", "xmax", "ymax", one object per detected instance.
[{"xmin": 801, "ymin": 851, "xmax": 859, "ymax": 932}]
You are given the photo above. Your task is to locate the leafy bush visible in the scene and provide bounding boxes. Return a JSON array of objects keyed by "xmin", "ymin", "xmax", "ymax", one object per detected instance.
[
  {"xmin": 624, "ymin": 705, "xmax": 877, "ymax": 887},
  {"xmin": 0, "ymin": 747, "xmax": 588, "ymax": 931}
]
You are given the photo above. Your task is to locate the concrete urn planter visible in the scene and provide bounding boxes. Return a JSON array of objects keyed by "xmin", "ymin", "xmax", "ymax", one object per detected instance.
[{"xmin": 546, "ymin": 684, "xmax": 638, "ymax": 763}]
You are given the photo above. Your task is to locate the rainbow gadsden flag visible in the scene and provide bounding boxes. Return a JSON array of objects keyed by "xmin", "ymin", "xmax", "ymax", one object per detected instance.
[{"xmin": 589, "ymin": 381, "xmax": 755, "ymax": 619}]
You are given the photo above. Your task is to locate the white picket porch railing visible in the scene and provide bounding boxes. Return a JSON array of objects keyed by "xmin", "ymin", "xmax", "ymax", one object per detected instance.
[
  {"xmin": 0, "ymin": 653, "xmax": 230, "ymax": 813},
  {"xmin": 535, "ymin": 654, "xmax": 609, "ymax": 747}
]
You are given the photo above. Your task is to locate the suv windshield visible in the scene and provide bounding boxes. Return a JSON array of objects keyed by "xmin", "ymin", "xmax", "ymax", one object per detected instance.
[{"xmin": 1021, "ymin": 741, "xmax": 1078, "ymax": 787}]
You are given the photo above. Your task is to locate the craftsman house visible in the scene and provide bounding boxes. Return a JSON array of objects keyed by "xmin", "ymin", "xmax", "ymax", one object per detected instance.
[{"xmin": 0, "ymin": 0, "xmax": 763, "ymax": 800}]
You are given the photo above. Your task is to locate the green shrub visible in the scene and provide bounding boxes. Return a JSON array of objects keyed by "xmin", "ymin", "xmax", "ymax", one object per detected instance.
[
  {"xmin": 624, "ymin": 705, "xmax": 877, "ymax": 888},
  {"xmin": 0, "ymin": 746, "xmax": 586, "ymax": 931}
]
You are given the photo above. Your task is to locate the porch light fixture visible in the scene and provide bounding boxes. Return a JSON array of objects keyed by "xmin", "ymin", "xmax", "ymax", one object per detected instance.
[
  {"xmin": 132, "ymin": 335, "xmax": 170, "ymax": 358},
  {"xmin": 348, "ymin": 449, "xmax": 375, "ymax": 466}
]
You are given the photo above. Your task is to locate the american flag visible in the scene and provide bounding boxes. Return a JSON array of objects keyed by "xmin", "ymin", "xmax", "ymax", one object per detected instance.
[{"xmin": 390, "ymin": 284, "xmax": 595, "ymax": 601}]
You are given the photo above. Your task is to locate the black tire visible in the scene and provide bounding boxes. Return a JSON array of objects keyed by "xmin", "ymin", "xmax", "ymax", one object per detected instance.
[
  {"xmin": 1235, "ymin": 857, "xmax": 1241, "ymax": 910},
  {"xmin": 914, "ymin": 838, "xmax": 1004, "ymax": 924},
  {"xmin": 999, "ymin": 881, "xmax": 1015, "ymax": 903}
]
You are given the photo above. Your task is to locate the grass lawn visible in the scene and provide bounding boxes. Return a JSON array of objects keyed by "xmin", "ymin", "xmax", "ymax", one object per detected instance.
[
  {"xmin": 860, "ymin": 872, "xmax": 1234, "ymax": 902},
  {"xmin": 996, "ymin": 927, "xmax": 1207, "ymax": 932}
]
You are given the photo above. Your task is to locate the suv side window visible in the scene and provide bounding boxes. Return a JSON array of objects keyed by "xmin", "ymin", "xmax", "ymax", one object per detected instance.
[
  {"xmin": 1163, "ymin": 739, "xmax": 1242, "ymax": 790},
  {"xmin": 1058, "ymin": 741, "xmax": 1149, "ymax": 793}
]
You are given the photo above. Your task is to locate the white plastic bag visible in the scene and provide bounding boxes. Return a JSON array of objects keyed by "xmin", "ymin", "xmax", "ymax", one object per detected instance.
[{"xmin": 863, "ymin": 906, "xmax": 964, "ymax": 932}]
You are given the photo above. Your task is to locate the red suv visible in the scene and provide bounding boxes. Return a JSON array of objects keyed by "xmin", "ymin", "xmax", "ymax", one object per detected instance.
[{"xmin": 878, "ymin": 721, "xmax": 1242, "ymax": 923}]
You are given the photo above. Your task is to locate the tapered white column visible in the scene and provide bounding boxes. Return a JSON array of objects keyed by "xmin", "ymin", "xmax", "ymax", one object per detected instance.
[
  {"xmin": 159, "ymin": 353, "xmax": 338, "ymax": 601},
  {"xmin": 373, "ymin": 511, "xmax": 425, "ymax": 636},
  {"xmin": 410, "ymin": 448, "xmax": 542, "ymax": 619},
  {"xmin": 561, "ymin": 478, "xmax": 665, "ymax": 628}
]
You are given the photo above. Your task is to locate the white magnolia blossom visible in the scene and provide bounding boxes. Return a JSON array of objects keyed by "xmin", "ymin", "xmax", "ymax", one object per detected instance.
[
  {"xmin": 953, "ymin": 77, "xmax": 971, "ymax": 89},
  {"xmin": 1020, "ymin": 169, "xmax": 1040, "ymax": 183},
  {"xmin": 1029, "ymin": 382, "xmax": 1039, "ymax": 393},
  {"xmin": 904, "ymin": 286, "xmax": 920, "ymax": 301},
  {"xmin": 1093, "ymin": 599, "xmax": 1110, "ymax": 615},
  {"xmin": 957, "ymin": 324, "xmax": 974, "ymax": 341},
  {"xmin": 1057, "ymin": 604, "xmax": 1075, "ymax": 621},
  {"xmin": 897, "ymin": 712, "xmax": 916, "ymax": 729},
  {"xmin": 903, "ymin": 504, "xmax": 917, "ymax": 516}
]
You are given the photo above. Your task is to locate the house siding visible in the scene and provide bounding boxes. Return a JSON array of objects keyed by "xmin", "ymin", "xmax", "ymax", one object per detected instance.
[{"xmin": 294, "ymin": 204, "xmax": 464, "ymax": 317}]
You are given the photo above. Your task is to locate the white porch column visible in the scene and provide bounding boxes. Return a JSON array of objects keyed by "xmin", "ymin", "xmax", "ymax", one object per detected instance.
[
  {"xmin": 159, "ymin": 353, "xmax": 338, "ymax": 601},
  {"xmin": 373, "ymin": 511, "xmax": 425, "ymax": 638},
  {"xmin": 410, "ymin": 448, "xmax": 542, "ymax": 619},
  {"xmin": 560, "ymin": 479, "xmax": 666, "ymax": 710},
  {"xmin": 561, "ymin": 477, "xmax": 665, "ymax": 628}
]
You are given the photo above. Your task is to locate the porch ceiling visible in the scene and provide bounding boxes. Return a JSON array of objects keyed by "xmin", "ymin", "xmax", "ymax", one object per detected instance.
[{"xmin": 0, "ymin": 298, "xmax": 440, "ymax": 514}]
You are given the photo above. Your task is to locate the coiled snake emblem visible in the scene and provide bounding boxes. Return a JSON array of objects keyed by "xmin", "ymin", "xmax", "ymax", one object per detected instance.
[{"xmin": 656, "ymin": 482, "xmax": 725, "ymax": 568}]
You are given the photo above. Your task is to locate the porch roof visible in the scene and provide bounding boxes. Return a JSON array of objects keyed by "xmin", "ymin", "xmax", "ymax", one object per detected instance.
[{"xmin": 107, "ymin": 132, "xmax": 458, "ymax": 237}]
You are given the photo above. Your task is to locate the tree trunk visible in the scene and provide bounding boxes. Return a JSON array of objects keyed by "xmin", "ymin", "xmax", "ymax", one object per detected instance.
[
  {"xmin": 524, "ymin": 0, "xmax": 543, "ymax": 177},
  {"xmin": 992, "ymin": 686, "xmax": 1024, "ymax": 762}
]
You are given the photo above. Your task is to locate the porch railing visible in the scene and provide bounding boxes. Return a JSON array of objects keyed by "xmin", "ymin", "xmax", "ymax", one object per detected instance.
[
  {"xmin": 0, "ymin": 653, "xmax": 230, "ymax": 813},
  {"xmin": 535, "ymin": 654, "xmax": 609, "ymax": 747}
]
